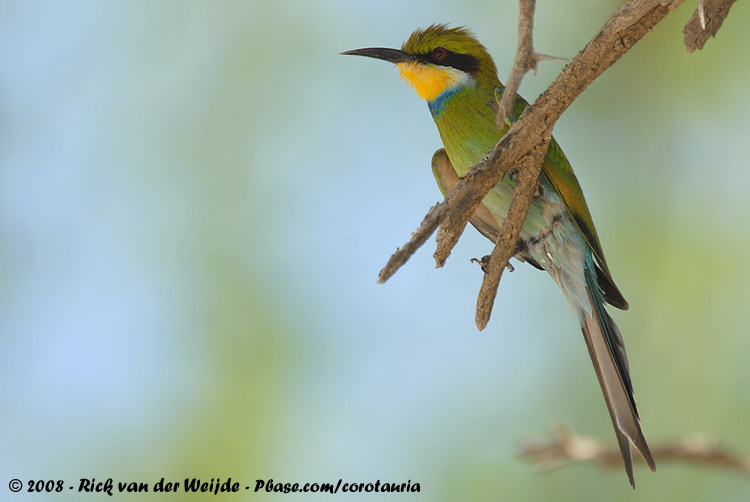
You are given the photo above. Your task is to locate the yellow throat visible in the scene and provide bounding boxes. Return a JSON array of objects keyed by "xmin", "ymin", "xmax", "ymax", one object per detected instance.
[{"xmin": 396, "ymin": 61, "xmax": 472, "ymax": 102}]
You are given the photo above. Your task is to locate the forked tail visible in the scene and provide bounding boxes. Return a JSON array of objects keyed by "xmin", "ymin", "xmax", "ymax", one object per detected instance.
[{"xmin": 581, "ymin": 262, "xmax": 656, "ymax": 487}]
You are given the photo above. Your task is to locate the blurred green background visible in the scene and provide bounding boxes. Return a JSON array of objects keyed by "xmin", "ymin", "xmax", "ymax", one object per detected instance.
[{"xmin": 2, "ymin": 0, "xmax": 749, "ymax": 500}]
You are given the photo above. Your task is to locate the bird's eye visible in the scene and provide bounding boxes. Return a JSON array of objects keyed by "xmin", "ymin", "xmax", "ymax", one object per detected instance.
[{"xmin": 433, "ymin": 47, "xmax": 447, "ymax": 60}]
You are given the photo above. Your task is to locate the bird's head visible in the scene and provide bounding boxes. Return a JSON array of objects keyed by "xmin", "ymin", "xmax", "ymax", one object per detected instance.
[{"xmin": 342, "ymin": 24, "xmax": 498, "ymax": 102}]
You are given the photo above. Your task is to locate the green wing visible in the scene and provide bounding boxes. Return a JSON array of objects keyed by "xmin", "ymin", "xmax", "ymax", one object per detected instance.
[{"xmin": 495, "ymin": 86, "xmax": 627, "ymax": 309}]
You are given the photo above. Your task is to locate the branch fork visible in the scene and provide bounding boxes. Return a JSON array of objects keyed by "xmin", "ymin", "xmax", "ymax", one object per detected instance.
[{"xmin": 379, "ymin": 0, "xmax": 735, "ymax": 330}]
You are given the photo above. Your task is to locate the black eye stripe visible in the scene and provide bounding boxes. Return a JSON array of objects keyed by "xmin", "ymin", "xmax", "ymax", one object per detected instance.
[{"xmin": 420, "ymin": 48, "xmax": 480, "ymax": 74}]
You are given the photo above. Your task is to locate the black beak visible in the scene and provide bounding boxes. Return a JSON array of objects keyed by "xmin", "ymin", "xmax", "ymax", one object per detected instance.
[{"xmin": 340, "ymin": 47, "xmax": 416, "ymax": 64}]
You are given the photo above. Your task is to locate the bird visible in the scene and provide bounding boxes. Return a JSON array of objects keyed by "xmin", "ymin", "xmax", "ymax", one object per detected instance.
[{"xmin": 343, "ymin": 24, "xmax": 655, "ymax": 487}]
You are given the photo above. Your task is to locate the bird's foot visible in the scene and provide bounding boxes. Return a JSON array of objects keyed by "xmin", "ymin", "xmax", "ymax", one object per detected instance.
[
  {"xmin": 470, "ymin": 255, "xmax": 514, "ymax": 274},
  {"xmin": 470, "ymin": 256, "xmax": 490, "ymax": 273}
]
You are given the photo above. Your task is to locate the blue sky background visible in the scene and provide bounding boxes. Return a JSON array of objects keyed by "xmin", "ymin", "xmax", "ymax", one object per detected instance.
[{"xmin": 2, "ymin": 1, "xmax": 750, "ymax": 500}]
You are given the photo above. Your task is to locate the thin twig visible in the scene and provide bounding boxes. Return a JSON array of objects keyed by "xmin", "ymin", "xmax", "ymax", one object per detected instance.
[
  {"xmin": 683, "ymin": 0, "xmax": 739, "ymax": 52},
  {"xmin": 521, "ymin": 424, "xmax": 750, "ymax": 478},
  {"xmin": 497, "ymin": 0, "xmax": 565, "ymax": 128},
  {"xmin": 378, "ymin": 203, "xmax": 445, "ymax": 283}
]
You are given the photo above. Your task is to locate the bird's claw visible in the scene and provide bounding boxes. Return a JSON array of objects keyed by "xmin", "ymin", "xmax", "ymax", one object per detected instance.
[
  {"xmin": 471, "ymin": 255, "xmax": 515, "ymax": 274},
  {"xmin": 470, "ymin": 256, "xmax": 490, "ymax": 273}
]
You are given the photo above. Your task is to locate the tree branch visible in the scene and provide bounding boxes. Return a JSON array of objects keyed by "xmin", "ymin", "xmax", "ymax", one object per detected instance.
[
  {"xmin": 380, "ymin": 0, "xmax": 685, "ymax": 281},
  {"xmin": 475, "ymin": 136, "xmax": 550, "ymax": 329},
  {"xmin": 520, "ymin": 424, "xmax": 750, "ymax": 478},
  {"xmin": 378, "ymin": 0, "xmax": 742, "ymax": 328},
  {"xmin": 473, "ymin": 0, "xmax": 561, "ymax": 329},
  {"xmin": 683, "ymin": 0, "xmax": 739, "ymax": 52}
]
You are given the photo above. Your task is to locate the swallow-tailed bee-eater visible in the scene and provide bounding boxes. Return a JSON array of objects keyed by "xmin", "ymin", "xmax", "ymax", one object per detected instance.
[{"xmin": 343, "ymin": 24, "xmax": 655, "ymax": 486}]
